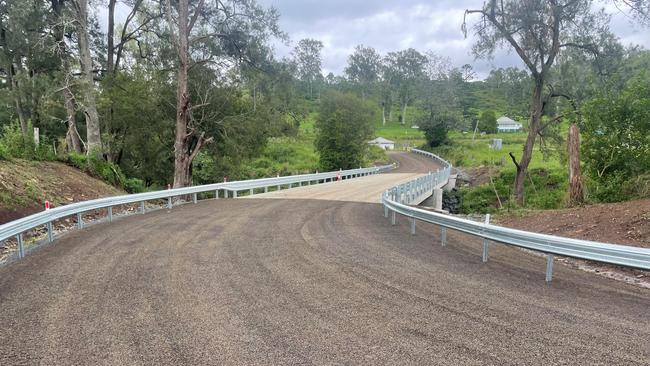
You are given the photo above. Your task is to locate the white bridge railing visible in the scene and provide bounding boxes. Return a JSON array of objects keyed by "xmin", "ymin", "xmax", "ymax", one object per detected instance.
[
  {"xmin": 382, "ymin": 149, "xmax": 650, "ymax": 282},
  {"xmin": 0, "ymin": 164, "xmax": 393, "ymax": 261}
]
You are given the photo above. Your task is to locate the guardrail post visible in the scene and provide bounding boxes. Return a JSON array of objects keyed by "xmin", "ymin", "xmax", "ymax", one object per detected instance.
[
  {"xmin": 193, "ymin": 193, "xmax": 198, "ymax": 204},
  {"xmin": 234, "ymin": 191, "xmax": 238, "ymax": 198},
  {"xmin": 167, "ymin": 197, "xmax": 172, "ymax": 209},
  {"xmin": 277, "ymin": 184, "xmax": 281, "ymax": 191},
  {"xmin": 140, "ymin": 201, "xmax": 146, "ymax": 214},
  {"xmin": 108, "ymin": 206, "xmax": 113, "ymax": 222},
  {"xmin": 47, "ymin": 222, "xmax": 53, "ymax": 243},
  {"xmin": 16, "ymin": 233, "xmax": 24, "ymax": 258},
  {"xmin": 77, "ymin": 213, "xmax": 83, "ymax": 229},
  {"xmin": 482, "ymin": 214, "xmax": 490, "ymax": 263},
  {"xmin": 546, "ymin": 255, "xmax": 554, "ymax": 283},
  {"xmin": 391, "ymin": 211, "xmax": 396, "ymax": 225},
  {"xmin": 384, "ymin": 206, "xmax": 388, "ymax": 218},
  {"xmin": 410, "ymin": 218, "xmax": 416, "ymax": 235},
  {"xmin": 215, "ymin": 190, "xmax": 220, "ymax": 199},
  {"xmin": 249, "ymin": 189, "xmax": 254, "ymax": 196},
  {"xmin": 264, "ymin": 186, "xmax": 268, "ymax": 193},
  {"xmin": 441, "ymin": 227, "xmax": 447, "ymax": 246}
]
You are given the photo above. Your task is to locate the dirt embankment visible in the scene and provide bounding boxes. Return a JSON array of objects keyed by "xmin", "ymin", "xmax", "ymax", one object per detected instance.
[
  {"xmin": 0, "ymin": 159, "xmax": 123, "ymax": 224},
  {"xmin": 497, "ymin": 199, "xmax": 650, "ymax": 249}
]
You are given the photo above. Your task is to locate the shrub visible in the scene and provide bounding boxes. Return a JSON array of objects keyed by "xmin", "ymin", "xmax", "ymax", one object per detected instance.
[
  {"xmin": 65, "ymin": 152, "xmax": 128, "ymax": 188},
  {"xmin": 124, "ymin": 178, "xmax": 146, "ymax": 193},
  {"xmin": 478, "ymin": 110, "xmax": 498, "ymax": 134}
]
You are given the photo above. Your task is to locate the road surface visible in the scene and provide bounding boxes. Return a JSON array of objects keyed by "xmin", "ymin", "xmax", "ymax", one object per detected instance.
[{"xmin": 0, "ymin": 153, "xmax": 648, "ymax": 365}]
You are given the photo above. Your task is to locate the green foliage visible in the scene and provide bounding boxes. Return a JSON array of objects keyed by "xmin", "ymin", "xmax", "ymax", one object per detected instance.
[
  {"xmin": 418, "ymin": 111, "xmax": 457, "ymax": 147},
  {"xmin": 478, "ymin": 110, "xmax": 498, "ymax": 134},
  {"xmin": 315, "ymin": 91, "xmax": 375, "ymax": 171},
  {"xmin": 0, "ymin": 122, "xmax": 55, "ymax": 161},
  {"xmin": 365, "ymin": 145, "xmax": 390, "ymax": 165},
  {"xmin": 65, "ymin": 152, "xmax": 127, "ymax": 191},
  {"xmin": 459, "ymin": 168, "xmax": 566, "ymax": 213},
  {"xmin": 124, "ymin": 178, "xmax": 146, "ymax": 194},
  {"xmin": 582, "ymin": 73, "xmax": 650, "ymax": 201}
]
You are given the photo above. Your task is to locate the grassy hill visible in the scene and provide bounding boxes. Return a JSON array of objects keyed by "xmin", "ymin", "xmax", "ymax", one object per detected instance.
[{"xmin": 0, "ymin": 159, "xmax": 123, "ymax": 224}]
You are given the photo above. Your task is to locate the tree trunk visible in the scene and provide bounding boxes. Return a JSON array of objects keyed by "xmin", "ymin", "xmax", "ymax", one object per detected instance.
[
  {"xmin": 382, "ymin": 104, "xmax": 386, "ymax": 125},
  {"xmin": 74, "ymin": 0, "xmax": 102, "ymax": 155},
  {"xmin": 30, "ymin": 70, "xmax": 41, "ymax": 127},
  {"xmin": 107, "ymin": 0, "xmax": 116, "ymax": 74},
  {"xmin": 64, "ymin": 87, "xmax": 82, "ymax": 153},
  {"xmin": 513, "ymin": 78, "xmax": 543, "ymax": 205},
  {"xmin": 8, "ymin": 63, "xmax": 28, "ymax": 135},
  {"xmin": 401, "ymin": 99, "xmax": 407, "ymax": 125},
  {"xmin": 566, "ymin": 122, "xmax": 584, "ymax": 206}
]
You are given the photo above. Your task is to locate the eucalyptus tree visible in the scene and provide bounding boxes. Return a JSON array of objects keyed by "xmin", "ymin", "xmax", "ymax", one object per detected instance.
[
  {"xmin": 0, "ymin": 0, "xmax": 43, "ymax": 135},
  {"xmin": 344, "ymin": 45, "xmax": 382, "ymax": 100},
  {"xmin": 383, "ymin": 48, "xmax": 427, "ymax": 125},
  {"xmin": 292, "ymin": 38, "xmax": 323, "ymax": 100},
  {"xmin": 163, "ymin": 0, "xmax": 282, "ymax": 188},
  {"xmin": 463, "ymin": 0, "xmax": 611, "ymax": 205},
  {"xmin": 69, "ymin": 0, "xmax": 102, "ymax": 155}
]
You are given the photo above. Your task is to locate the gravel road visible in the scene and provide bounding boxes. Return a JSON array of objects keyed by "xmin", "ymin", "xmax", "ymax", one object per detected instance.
[{"xmin": 0, "ymin": 153, "xmax": 648, "ymax": 365}]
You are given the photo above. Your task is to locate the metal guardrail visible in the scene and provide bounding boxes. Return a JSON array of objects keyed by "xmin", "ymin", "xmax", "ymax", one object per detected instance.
[
  {"xmin": 382, "ymin": 149, "xmax": 650, "ymax": 282},
  {"xmin": 1, "ymin": 164, "xmax": 394, "ymax": 260}
]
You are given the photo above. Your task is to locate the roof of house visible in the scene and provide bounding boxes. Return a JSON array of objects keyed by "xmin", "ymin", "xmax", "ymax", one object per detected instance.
[
  {"xmin": 368, "ymin": 137, "xmax": 395, "ymax": 144},
  {"xmin": 497, "ymin": 116, "xmax": 522, "ymax": 126}
]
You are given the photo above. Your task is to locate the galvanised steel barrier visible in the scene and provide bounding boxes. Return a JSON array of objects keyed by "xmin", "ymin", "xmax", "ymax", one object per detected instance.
[
  {"xmin": 1, "ymin": 164, "xmax": 394, "ymax": 261},
  {"xmin": 383, "ymin": 149, "xmax": 650, "ymax": 282}
]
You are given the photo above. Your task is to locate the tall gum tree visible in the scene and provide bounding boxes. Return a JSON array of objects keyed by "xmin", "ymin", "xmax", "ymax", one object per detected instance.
[
  {"xmin": 164, "ymin": 0, "xmax": 282, "ymax": 188},
  {"xmin": 463, "ymin": 0, "xmax": 609, "ymax": 205},
  {"xmin": 70, "ymin": 0, "xmax": 102, "ymax": 155}
]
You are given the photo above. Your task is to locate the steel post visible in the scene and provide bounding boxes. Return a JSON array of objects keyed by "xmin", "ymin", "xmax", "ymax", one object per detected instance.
[
  {"xmin": 482, "ymin": 214, "xmax": 490, "ymax": 262},
  {"xmin": 77, "ymin": 213, "xmax": 83, "ymax": 229},
  {"xmin": 141, "ymin": 201, "xmax": 146, "ymax": 214},
  {"xmin": 17, "ymin": 233, "xmax": 24, "ymax": 258},
  {"xmin": 47, "ymin": 222, "xmax": 53, "ymax": 243},
  {"xmin": 391, "ymin": 211, "xmax": 396, "ymax": 226},
  {"xmin": 193, "ymin": 193, "xmax": 198, "ymax": 204},
  {"xmin": 546, "ymin": 255, "xmax": 554, "ymax": 283},
  {"xmin": 167, "ymin": 197, "xmax": 172, "ymax": 209},
  {"xmin": 108, "ymin": 206, "xmax": 113, "ymax": 222},
  {"xmin": 410, "ymin": 218, "xmax": 416, "ymax": 235},
  {"xmin": 441, "ymin": 227, "xmax": 447, "ymax": 246}
]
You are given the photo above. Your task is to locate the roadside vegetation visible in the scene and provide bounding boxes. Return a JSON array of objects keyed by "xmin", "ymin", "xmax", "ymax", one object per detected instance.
[{"xmin": 1, "ymin": 0, "xmax": 648, "ymax": 219}]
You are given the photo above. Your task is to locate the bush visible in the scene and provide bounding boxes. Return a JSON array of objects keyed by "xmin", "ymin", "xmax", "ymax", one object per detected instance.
[
  {"xmin": 418, "ymin": 111, "xmax": 459, "ymax": 148},
  {"xmin": 0, "ymin": 142, "xmax": 8, "ymax": 160},
  {"xmin": 65, "ymin": 152, "xmax": 128, "ymax": 188},
  {"xmin": 478, "ymin": 110, "xmax": 498, "ymax": 134},
  {"xmin": 124, "ymin": 178, "xmax": 146, "ymax": 193},
  {"xmin": 315, "ymin": 91, "xmax": 375, "ymax": 171},
  {"xmin": 0, "ymin": 122, "xmax": 56, "ymax": 161}
]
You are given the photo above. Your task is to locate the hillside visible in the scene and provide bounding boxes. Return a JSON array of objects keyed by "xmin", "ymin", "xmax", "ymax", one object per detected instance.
[
  {"xmin": 0, "ymin": 160, "xmax": 123, "ymax": 224},
  {"xmin": 497, "ymin": 199, "xmax": 650, "ymax": 249}
]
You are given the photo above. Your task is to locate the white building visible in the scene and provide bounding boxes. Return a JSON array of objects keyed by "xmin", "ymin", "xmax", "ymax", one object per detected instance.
[
  {"xmin": 368, "ymin": 137, "xmax": 395, "ymax": 150},
  {"xmin": 497, "ymin": 116, "xmax": 523, "ymax": 133}
]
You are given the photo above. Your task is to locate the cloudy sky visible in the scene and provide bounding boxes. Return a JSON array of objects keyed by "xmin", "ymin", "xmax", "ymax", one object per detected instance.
[{"xmin": 257, "ymin": 0, "xmax": 650, "ymax": 78}]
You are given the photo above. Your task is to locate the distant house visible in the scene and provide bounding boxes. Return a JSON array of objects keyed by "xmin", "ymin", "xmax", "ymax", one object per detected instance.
[
  {"xmin": 497, "ymin": 116, "xmax": 523, "ymax": 133},
  {"xmin": 368, "ymin": 137, "xmax": 395, "ymax": 150}
]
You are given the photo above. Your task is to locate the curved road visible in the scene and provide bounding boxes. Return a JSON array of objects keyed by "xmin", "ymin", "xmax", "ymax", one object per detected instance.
[{"xmin": 0, "ymin": 153, "xmax": 648, "ymax": 365}]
